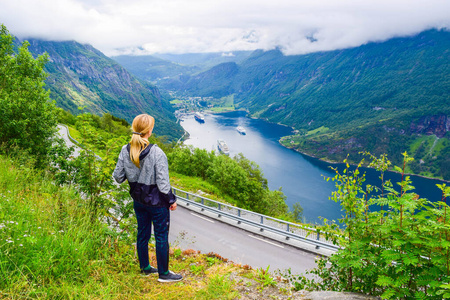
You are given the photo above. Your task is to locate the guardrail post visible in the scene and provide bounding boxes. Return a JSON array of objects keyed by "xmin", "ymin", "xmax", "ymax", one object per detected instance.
[
  {"xmin": 218, "ymin": 203, "xmax": 221, "ymax": 217},
  {"xmin": 260, "ymin": 216, "xmax": 264, "ymax": 232},
  {"xmin": 186, "ymin": 193, "xmax": 189, "ymax": 206},
  {"xmin": 237, "ymin": 209, "xmax": 241, "ymax": 224},
  {"xmin": 286, "ymin": 224, "xmax": 290, "ymax": 240},
  {"xmin": 316, "ymin": 231, "xmax": 320, "ymax": 249},
  {"xmin": 201, "ymin": 198, "xmax": 204, "ymax": 211}
]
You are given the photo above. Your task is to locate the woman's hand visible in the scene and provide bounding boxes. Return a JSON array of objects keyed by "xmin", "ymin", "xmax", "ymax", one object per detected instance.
[{"xmin": 169, "ymin": 203, "xmax": 177, "ymax": 211}]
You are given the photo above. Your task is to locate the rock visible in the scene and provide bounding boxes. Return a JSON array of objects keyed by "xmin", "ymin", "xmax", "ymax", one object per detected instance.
[
  {"xmin": 298, "ymin": 291, "xmax": 379, "ymax": 300},
  {"xmin": 410, "ymin": 114, "xmax": 450, "ymax": 138}
]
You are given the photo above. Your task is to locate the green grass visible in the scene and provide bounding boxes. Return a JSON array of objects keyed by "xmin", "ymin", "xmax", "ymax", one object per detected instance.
[
  {"xmin": 170, "ymin": 99, "xmax": 182, "ymax": 104},
  {"xmin": 306, "ymin": 126, "xmax": 330, "ymax": 136},
  {"xmin": 170, "ymin": 172, "xmax": 237, "ymax": 205},
  {"xmin": 207, "ymin": 95, "xmax": 235, "ymax": 113},
  {"xmin": 209, "ymin": 106, "xmax": 235, "ymax": 113},
  {"xmin": 431, "ymin": 137, "xmax": 447, "ymax": 155},
  {"xmin": 68, "ymin": 126, "xmax": 82, "ymax": 141},
  {"xmin": 409, "ymin": 135, "xmax": 434, "ymax": 153},
  {"xmin": 221, "ymin": 95, "xmax": 234, "ymax": 107},
  {"xmin": 0, "ymin": 155, "xmax": 291, "ymax": 299}
]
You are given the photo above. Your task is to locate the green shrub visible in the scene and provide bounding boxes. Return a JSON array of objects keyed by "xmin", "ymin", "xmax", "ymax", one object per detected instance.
[
  {"xmin": 167, "ymin": 145, "xmax": 291, "ymax": 218},
  {"xmin": 286, "ymin": 152, "xmax": 450, "ymax": 299}
]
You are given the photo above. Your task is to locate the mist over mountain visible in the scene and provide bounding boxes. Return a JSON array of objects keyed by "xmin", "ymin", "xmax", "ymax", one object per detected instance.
[{"xmin": 25, "ymin": 40, "xmax": 183, "ymax": 140}]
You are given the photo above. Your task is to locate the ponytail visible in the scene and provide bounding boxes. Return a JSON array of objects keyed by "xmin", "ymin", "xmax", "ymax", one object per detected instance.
[{"xmin": 129, "ymin": 114, "xmax": 155, "ymax": 168}]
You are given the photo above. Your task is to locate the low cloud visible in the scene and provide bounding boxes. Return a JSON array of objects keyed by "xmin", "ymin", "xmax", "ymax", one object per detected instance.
[{"xmin": 1, "ymin": 0, "xmax": 449, "ymax": 56}]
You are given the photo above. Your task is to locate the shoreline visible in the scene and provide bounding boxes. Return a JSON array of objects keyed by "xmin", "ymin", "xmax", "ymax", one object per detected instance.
[{"xmin": 279, "ymin": 140, "xmax": 450, "ymax": 184}]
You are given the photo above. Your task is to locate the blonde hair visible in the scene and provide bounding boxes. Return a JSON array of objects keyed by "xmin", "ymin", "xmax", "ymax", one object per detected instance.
[{"xmin": 130, "ymin": 114, "xmax": 155, "ymax": 168}]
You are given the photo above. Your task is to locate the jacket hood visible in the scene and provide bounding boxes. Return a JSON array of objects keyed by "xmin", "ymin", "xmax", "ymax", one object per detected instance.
[{"xmin": 126, "ymin": 143, "xmax": 153, "ymax": 162}]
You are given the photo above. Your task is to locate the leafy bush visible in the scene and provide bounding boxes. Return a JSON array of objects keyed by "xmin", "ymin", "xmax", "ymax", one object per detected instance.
[
  {"xmin": 286, "ymin": 152, "xmax": 450, "ymax": 299},
  {"xmin": 167, "ymin": 145, "xmax": 291, "ymax": 218}
]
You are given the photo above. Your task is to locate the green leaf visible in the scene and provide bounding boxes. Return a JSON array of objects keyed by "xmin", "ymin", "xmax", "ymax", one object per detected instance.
[
  {"xmin": 393, "ymin": 166, "xmax": 403, "ymax": 173},
  {"xmin": 376, "ymin": 275, "xmax": 393, "ymax": 287}
]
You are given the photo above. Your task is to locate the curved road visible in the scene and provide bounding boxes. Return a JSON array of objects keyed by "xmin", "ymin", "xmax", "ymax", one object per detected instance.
[
  {"xmin": 57, "ymin": 125, "xmax": 318, "ymax": 275},
  {"xmin": 57, "ymin": 124, "xmax": 81, "ymax": 157}
]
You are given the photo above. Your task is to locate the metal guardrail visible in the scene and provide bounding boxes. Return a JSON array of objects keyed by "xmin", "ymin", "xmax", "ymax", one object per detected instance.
[
  {"xmin": 58, "ymin": 124, "xmax": 80, "ymax": 146},
  {"xmin": 172, "ymin": 187, "xmax": 340, "ymax": 252}
]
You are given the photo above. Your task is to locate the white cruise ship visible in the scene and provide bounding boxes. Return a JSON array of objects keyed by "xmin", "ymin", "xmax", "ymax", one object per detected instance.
[
  {"xmin": 194, "ymin": 112, "xmax": 205, "ymax": 123},
  {"xmin": 217, "ymin": 139, "xmax": 230, "ymax": 155},
  {"xmin": 236, "ymin": 126, "xmax": 246, "ymax": 135}
]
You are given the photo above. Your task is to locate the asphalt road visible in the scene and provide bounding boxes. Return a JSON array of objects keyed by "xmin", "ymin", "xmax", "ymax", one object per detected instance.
[{"xmin": 169, "ymin": 206, "xmax": 319, "ymax": 276}]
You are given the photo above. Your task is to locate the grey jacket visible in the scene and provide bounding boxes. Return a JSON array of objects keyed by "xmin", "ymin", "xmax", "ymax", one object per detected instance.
[{"xmin": 113, "ymin": 143, "xmax": 176, "ymax": 207}]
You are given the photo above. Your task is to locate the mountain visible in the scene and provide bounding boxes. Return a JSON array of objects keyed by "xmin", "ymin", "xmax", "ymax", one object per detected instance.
[
  {"xmin": 111, "ymin": 54, "xmax": 200, "ymax": 84},
  {"xmin": 26, "ymin": 40, "xmax": 183, "ymax": 140},
  {"xmin": 151, "ymin": 51, "xmax": 253, "ymax": 69},
  {"xmin": 111, "ymin": 51, "xmax": 252, "ymax": 84},
  {"xmin": 126, "ymin": 29, "xmax": 450, "ymax": 179}
]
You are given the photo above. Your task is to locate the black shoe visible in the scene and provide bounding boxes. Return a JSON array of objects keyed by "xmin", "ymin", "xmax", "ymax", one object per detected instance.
[
  {"xmin": 158, "ymin": 271, "xmax": 183, "ymax": 282},
  {"xmin": 141, "ymin": 266, "xmax": 158, "ymax": 276}
]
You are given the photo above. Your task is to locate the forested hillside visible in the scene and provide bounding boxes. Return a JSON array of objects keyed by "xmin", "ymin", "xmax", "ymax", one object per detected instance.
[
  {"xmin": 152, "ymin": 29, "xmax": 450, "ymax": 179},
  {"xmin": 25, "ymin": 40, "xmax": 183, "ymax": 140}
]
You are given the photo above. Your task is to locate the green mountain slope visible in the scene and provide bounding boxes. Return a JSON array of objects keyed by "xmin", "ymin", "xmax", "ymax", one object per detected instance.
[
  {"xmin": 26, "ymin": 40, "xmax": 183, "ymax": 140},
  {"xmin": 111, "ymin": 54, "xmax": 200, "ymax": 83},
  {"xmin": 155, "ymin": 29, "xmax": 450, "ymax": 179}
]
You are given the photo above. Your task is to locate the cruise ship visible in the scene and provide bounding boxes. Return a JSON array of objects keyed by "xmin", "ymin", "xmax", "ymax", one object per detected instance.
[
  {"xmin": 217, "ymin": 139, "xmax": 230, "ymax": 155},
  {"xmin": 236, "ymin": 126, "xmax": 246, "ymax": 135},
  {"xmin": 194, "ymin": 112, "xmax": 205, "ymax": 123}
]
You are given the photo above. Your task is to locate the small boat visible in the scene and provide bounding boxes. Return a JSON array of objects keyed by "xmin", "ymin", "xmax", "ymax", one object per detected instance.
[
  {"xmin": 236, "ymin": 126, "xmax": 246, "ymax": 135},
  {"xmin": 194, "ymin": 112, "xmax": 205, "ymax": 123},
  {"xmin": 217, "ymin": 139, "xmax": 230, "ymax": 155}
]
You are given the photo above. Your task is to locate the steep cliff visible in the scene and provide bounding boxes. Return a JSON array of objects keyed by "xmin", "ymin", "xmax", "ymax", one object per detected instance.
[
  {"xmin": 26, "ymin": 40, "xmax": 183, "ymax": 140},
  {"xmin": 410, "ymin": 114, "xmax": 450, "ymax": 138}
]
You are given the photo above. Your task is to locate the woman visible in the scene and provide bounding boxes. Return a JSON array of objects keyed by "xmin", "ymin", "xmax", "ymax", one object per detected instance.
[{"xmin": 113, "ymin": 114, "xmax": 182, "ymax": 283}]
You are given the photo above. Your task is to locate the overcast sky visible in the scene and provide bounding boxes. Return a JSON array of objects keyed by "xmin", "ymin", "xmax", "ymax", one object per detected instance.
[{"xmin": 1, "ymin": 0, "xmax": 449, "ymax": 56}]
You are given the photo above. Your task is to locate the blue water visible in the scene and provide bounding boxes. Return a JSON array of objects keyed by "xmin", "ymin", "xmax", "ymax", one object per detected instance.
[{"xmin": 180, "ymin": 111, "xmax": 448, "ymax": 224}]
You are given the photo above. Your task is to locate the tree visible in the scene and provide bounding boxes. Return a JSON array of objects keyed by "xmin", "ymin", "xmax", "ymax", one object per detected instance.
[
  {"xmin": 291, "ymin": 202, "xmax": 304, "ymax": 222},
  {"xmin": 0, "ymin": 24, "xmax": 57, "ymax": 165}
]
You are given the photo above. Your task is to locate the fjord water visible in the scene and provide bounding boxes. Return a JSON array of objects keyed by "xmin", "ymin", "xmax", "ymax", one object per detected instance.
[{"xmin": 181, "ymin": 111, "xmax": 447, "ymax": 224}]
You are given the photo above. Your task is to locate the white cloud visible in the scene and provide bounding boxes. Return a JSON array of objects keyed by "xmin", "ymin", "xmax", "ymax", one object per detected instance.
[{"xmin": 0, "ymin": 0, "xmax": 449, "ymax": 56}]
